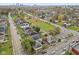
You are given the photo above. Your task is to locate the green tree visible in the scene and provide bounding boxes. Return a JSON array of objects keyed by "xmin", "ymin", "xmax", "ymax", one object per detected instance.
[
  {"xmin": 54, "ymin": 27, "xmax": 61, "ymax": 34},
  {"xmin": 49, "ymin": 27, "xmax": 60, "ymax": 35},
  {"xmin": 0, "ymin": 43, "xmax": 2, "ymax": 47},
  {"xmin": 34, "ymin": 26, "xmax": 40, "ymax": 33},
  {"xmin": 49, "ymin": 30, "xmax": 56, "ymax": 36},
  {"xmin": 53, "ymin": 14, "xmax": 58, "ymax": 20},
  {"xmin": 22, "ymin": 39, "xmax": 32, "ymax": 54},
  {"xmin": 22, "ymin": 37, "xmax": 35, "ymax": 54},
  {"xmin": 0, "ymin": 43, "xmax": 2, "ymax": 53},
  {"xmin": 50, "ymin": 27, "xmax": 61, "ymax": 35},
  {"xmin": 49, "ymin": 19, "xmax": 53, "ymax": 22},
  {"xmin": 58, "ymin": 14, "xmax": 64, "ymax": 22},
  {"xmin": 58, "ymin": 39, "xmax": 61, "ymax": 42}
]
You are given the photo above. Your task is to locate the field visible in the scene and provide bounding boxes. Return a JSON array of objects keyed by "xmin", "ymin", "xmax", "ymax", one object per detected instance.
[
  {"xmin": 25, "ymin": 17, "xmax": 55, "ymax": 32},
  {"xmin": 68, "ymin": 26, "xmax": 79, "ymax": 32}
]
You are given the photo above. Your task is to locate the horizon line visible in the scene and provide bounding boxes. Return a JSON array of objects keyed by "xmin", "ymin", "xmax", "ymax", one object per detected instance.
[{"xmin": 0, "ymin": 3, "xmax": 79, "ymax": 6}]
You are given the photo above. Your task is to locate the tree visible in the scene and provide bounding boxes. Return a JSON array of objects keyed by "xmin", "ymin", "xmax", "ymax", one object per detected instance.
[
  {"xmin": 54, "ymin": 27, "xmax": 61, "ymax": 34},
  {"xmin": 58, "ymin": 38, "xmax": 61, "ymax": 42},
  {"xmin": 50, "ymin": 19, "xmax": 52, "ymax": 22},
  {"xmin": 48, "ymin": 30, "xmax": 57, "ymax": 40},
  {"xmin": 0, "ymin": 43, "xmax": 2, "ymax": 53},
  {"xmin": 71, "ymin": 20, "xmax": 76, "ymax": 26},
  {"xmin": 63, "ymin": 15, "xmax": 68, "ymax": 21},
  {"xmin": 42, "ymin": 44, "xmax": 48, "ymax": 50},
  {"xmin": 23, "ymin": 40, "xmax": 32, "ymax": 54},
  {"xmin": 34, "ymin": 26, "xmax": 40, "ymax": 33},
  {"xmin": 49, "ymin": 27, "xmax": 60, "ymax": 36},
  {"xmin": 58, "ymin": 14, "xmax": 64, "ymax": 22},
  {"xmin": 22, "ymin": 37, "xmax": 35, "ymax": 54},
  {"xmin": 53, "ymin": 14, "xmax": 58, "ymax": 20},
  {"xmin": 0, "ymin": 43, "xmax": 2, "ymax": 47},
  {"xmin": 49, "ymin": 30, "xmax": 56, "ymax": 36},
  {"xmin": 49, "ymin": 14, "xmax": 58, "ymax": 22},
  {"xmin": 76, "ymin": 18, "xmax": 79, "ymax": 26},
  {"xmin": 28, "ymin": 36, "xmax": 35, "ymax": 45}
]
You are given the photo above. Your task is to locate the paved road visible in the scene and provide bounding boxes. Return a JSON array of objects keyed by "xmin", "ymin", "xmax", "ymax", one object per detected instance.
[
  {"xmin": 26, "ymin": 13, "xmax": 79, "ymax": 55},
  {"xmin": 45, "ymin": 36, "xmax": 79, "ymax": 55},
  {"xmin": 8, "ymin": 13, "xmax": 25, "ymax": 55}
]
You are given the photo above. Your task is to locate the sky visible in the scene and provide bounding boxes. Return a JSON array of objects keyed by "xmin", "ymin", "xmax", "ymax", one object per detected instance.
[{"xmin": 0, "ymin": 0, "xmax": 79, "ymax": 5}]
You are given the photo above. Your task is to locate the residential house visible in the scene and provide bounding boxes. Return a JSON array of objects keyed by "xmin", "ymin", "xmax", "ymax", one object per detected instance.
[
  {"xmin": 33, "ymin": 40, "xmax": 42, "ymax": 54},
  {"xmin": 53, "ymin": 20, "xmax": 59, "ymax": 23},
  {"xmin": 47, "ymin": 35, "xmax": 55, "ymax": 44},
  {"xmin": 0, "ymin": 25, "xmax": 6, "ymax": 42},
  {"xmin": 33, "ymin": 40, "xmax": 42, "ymax": 49},
  {"xmin": 0, "ymin": 32, "xmax": 5, "ymax": 42},
  {"xmin": 32, "ymin": 32, "xmax": 41, "ymax": 40},
  {"xmin": 16, "ymin": 18, "xmax": 23, "ymax": 25},
  {"xmin": 0, "ymin": 25, "xmax": 6, "ymax": 33},
  {"xmin": 63, "ymin": 23, "xmax": 71, "ymax": 27},
  {"xmin": 20, "ymin": 23, "xmax": 30, "ymax": 28},
  {"xmin": 24, "ymin": 27, "xmax": 32, "ymax": 35}
]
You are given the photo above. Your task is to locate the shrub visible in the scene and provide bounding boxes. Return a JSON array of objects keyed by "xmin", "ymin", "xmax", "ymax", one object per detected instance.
[{"xmin": 34, "ymin": 26, "xmax": 40, "ymax": 33}]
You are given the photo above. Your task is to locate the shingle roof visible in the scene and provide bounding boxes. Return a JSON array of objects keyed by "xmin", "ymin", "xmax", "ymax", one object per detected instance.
[{"xmin": 32, "ymin": 34, "xmax": 40, "ymax": 40}]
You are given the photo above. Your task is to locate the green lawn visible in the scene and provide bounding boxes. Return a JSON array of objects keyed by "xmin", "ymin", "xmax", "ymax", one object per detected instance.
[
  {"xmin": 57, "ymin": 21, "xmax": 64, "ymax": 26},
  {"xmin": 25, "ymin": 18, "xmax": 55, "ymax": 32},
  {"xmin": 0, "ymin": 24, "xmax": 13, "ymax": 55},
  {"xmin": 56, "ymin": 21, "xmax": 79, "ymax": 32},
  {"xmin": 13, "ymin": 15, "xmax": 18, "ymax": 22},
  {"xmin": 68, "ymin": 26, "xmax": 79, "ymax": 32}
]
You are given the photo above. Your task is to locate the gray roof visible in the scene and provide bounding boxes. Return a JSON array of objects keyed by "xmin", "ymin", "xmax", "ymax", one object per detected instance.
[
  {"xmin": 32, "ymin": 34, "xmax": 40, "ymax": 40},
  {"xmin": 0, "ymin": 25, "xmax": 6, "ymax": 33},
  {"xmin": 25, "ymin": 30, "xmax": 31, "ymax": 35},
  {"xmin": 33, "ymin": 40, "xmax": 42, "ymax": 49}
]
